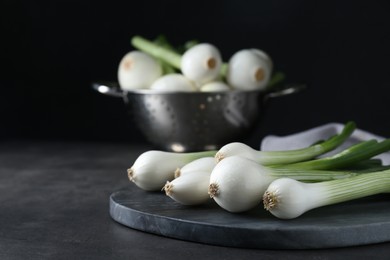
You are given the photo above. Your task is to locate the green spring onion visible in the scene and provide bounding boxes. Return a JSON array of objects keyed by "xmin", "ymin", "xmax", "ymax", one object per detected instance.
[
  {"xmin": 263, "ymin": 169, "xmax": 390, "ymax": 219},
  {"xmin": 132, "ymin": 36, "xmax": 182, "ymax": 69},
  {"xmin": 216, "ymin": 121, "xmax": 356, "ymax": 166},
  {"xmin": 283, "ymin": 139, "xmax": 390, "ymax": 170},
  {"xmin": 208, "ymin": 156, "xmax": 357, "ymax": 212}
]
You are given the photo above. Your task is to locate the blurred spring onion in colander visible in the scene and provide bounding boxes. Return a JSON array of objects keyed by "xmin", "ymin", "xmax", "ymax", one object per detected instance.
[
  {"xmin": 150, "ymin": 73, "xmax": 196, "ymax": 92},
  {"xmin": 180, "ymin": 43, "xmax": 223, "ymax": 86},
  {"xmin": 117, "ymin": 51, "xmax": 163, "ymax": 90},
  {"xmin": 131, "ymin": 35, "xmax": 182, "ymax": 69},
  {"xmin": 131, "ymin": 35, "xmax": 283, "ymax": 89},
  {"xmin": 199, "ymin": 81, "xmax": 231, "ymax": 92},
  {"xmin": 132, "ymin": 36, "xmax": 222, "ymax": 86},
  {"xmin": 226, "ymin": 49, "xmax": 273, "ymax": 91}
]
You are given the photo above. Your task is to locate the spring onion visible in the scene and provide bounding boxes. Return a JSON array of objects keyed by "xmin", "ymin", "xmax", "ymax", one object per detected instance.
[
  {"xmin": 118, "ymin": 51, "xmax": 162, "ymax": 90},
  {"xmin": 215, "ymin": 121, "xmax": 356, "ymax": 165},
  {"xmin": 181, "ymin": 43, "xmax": 223, "ymax": 86},
  {"xmin": 200, "ymin": 81, "xmax": 231, "ymax": 92},
  {"xmin": 164, "ymin": 171, "xmax": 211, "ymax": 205},
  {"xmin": 131, "ymin": 35, "xmax": 285, "ymax": 91},
  {"xmin": 263, "ymin": 169, "xmax": 390, "ymax": 219},
  {"xmin": 267, "ymin": 72, "xmax": 285, "ymax": 88},
  {"xmin": 208, "ymin": 156, "xmax": 356, "ymax": 212},
  {"xmin": 131, "ymin": 36, "xmax": 182, "ymax": 69},
  {"xmin": 283, "ymin": 139, "xmax": 390, "ymax": 170},
  {"xmin": 133, "ymin": 36, "xmax": 223, "ymax": 87},
  {"xmin": 251, "ymin": 49, "xmax": 273, "ymax": 71},
  {"xmin": 150, "ymin": 73, "xmax": 196, "ymax": 92},
  {"xmin": 165, "ymin": 157, "xmax": 216, "ymax": 205},
  {"xmin": 127, "ymin": 150, "xmax": 215, "ymax": 191},
  {"xmin": 226, "ymin": 49, "xmax": 272, "ymax": 90},
  {"xmin": 174, "ymin": 157, "xmax": 216, "ymax": 178}
]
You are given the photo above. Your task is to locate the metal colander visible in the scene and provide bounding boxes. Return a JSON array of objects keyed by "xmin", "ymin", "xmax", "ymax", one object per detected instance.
[{"xmin": 93, "ymin": 82, "xmax": 305, "ymax": 152}]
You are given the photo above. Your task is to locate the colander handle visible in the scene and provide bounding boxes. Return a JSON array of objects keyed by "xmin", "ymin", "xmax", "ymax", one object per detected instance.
[
  {"xmin": 92, "ymin": 81, "xmax": 125, "ymax": 98},
  {"xmin": 265, "ymin": 83, "xmax": 306, "ymax": 99}
]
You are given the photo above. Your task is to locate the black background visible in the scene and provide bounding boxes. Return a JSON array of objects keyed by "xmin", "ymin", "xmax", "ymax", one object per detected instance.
[{"xmin": 1, "ymin": 0, "xmax": 390, "ymax": 148}]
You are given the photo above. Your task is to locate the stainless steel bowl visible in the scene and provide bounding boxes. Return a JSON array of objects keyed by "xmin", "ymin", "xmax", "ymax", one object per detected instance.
[{"xmin": 93, "ymin": 82, "xmax": 305, "ymax": 152}]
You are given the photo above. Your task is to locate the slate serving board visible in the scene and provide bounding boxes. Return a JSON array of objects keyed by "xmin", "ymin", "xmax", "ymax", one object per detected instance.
[{"xmin": 110, "ymin": 186, "xmax": 390, "ymax": 249}]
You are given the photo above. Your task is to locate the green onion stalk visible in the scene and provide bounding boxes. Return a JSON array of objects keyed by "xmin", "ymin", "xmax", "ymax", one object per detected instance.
[
  {"xmin": 216, "ymin": 121, "xmax": 356, "ymax": 166},
  {"xmin": 282, "ymin": 139, "xmax": 390, "ymax": 170},
  {"xmin": 263, "ymin": 169, "xmax": 390, "ymax": 219}
]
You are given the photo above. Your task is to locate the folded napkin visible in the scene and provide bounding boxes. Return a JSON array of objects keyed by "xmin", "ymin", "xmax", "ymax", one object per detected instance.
[{"xmin": 261, "ymin": 123, "xmax": 390, "ymax": 165}]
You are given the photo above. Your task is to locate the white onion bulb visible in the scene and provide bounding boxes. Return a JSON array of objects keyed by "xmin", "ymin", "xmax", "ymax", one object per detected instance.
[
  {"xmin": 209, "ymin": 156, "xmax": 275, "ymax": 212},
  {"xmin": 200, "ymin": 81, "xmax": 230, "ymax": 92},
  {"xmin": 118, "ymin": 51, "xmax": 162, "ymax": 90},
  {"xmin": 263, "ymin": 178, "xmax": 321, "ymax": 219},
  {"xmin": 175, "ymin": 157, "xmax": 216, "ymax": 178},
  {"xmin": 181, "ymin": 43, "xmax": 222, "ymax": 86},
  {"xmin": 251, "ymin": 48, "xmax": 273, "ymax": 71},
  {"xmin": 215, "ymin": 142, "xmax": 260, "ymax": 163},
  {"xmin": 164, "ymin": 171, "xmax": 211, "ymax": 205},
  {"xmin": 150, "ymin": 73, "xmax": 196, "ymax": 92},
  {"xmin": 127, "ymin": 150, "xmax": 215, "ymax": 191},
  {"xmin": 226, "ymin": 49, "xmax": 272, "ymax": 91}
]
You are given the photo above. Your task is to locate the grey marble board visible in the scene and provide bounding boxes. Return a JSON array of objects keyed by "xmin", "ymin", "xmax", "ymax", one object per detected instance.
[{"xmin": 110, "ymin": 185, "xmax": 390, "ymax": 249}]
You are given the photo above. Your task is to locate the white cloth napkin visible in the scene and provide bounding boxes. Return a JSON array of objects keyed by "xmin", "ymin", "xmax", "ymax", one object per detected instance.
[{"xmin": 261, "ymin": 123, "xmax": 390, "ymax": 165}]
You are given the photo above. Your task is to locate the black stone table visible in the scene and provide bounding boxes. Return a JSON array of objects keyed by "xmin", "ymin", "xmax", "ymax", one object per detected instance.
[{"xmin": 1, "ymin": 140, "xmax": 390, "ymax": 259}]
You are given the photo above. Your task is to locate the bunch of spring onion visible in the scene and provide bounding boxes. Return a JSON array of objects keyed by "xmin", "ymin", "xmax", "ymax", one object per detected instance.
[
  {"xmin": 117, "ymin": 35, "xmax": 282, "ymax": 92},
  {"xmin": 127, "ymin": 121, "xmax": 390, "ymax": 217},
  {"xmin": 262, "ymin": 168, "xmax": 390, "ymax": 219},
  {"xmin": 209, "ymin": 136, "xmax": 390, "ymax": 215},
  {"xmin": 208, "ymin": 139, "xmax": 390, "ymax": 213},
  {"xmin": 128, "ymin": 121, "xmax": 355, "ymax": 191},
  {"xmin": 209, "ymin": 122, "xmax": 390, "ymax": 213}
]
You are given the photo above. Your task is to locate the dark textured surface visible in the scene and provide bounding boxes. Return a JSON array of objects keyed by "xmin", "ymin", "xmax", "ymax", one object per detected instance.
[
  {"xmin": 110, "ymin": 188, "xmax": 390, "ymax": 249},
  {"xmin": 1, "ymin": 141, "xmax": 390, "ymax": 259},
  {"xmin": 110, "ymin": 187, "xmax": 390, "ymax": 249}
]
